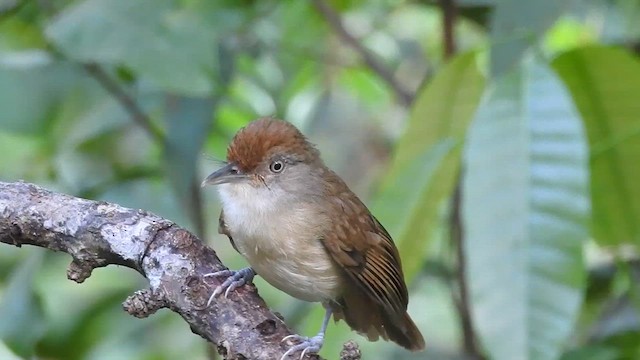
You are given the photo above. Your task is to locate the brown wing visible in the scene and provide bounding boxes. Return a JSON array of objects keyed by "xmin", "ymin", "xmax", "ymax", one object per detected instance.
[
  {"xmin": 320, "ymin": 189, "xmax": 408, "ymax": 316},
  {"xmin": 319, "ymin": 176, "xmax": 424, "ymax": 351},
  {"xmin": 218, "ymin": 210, "xmax": 239, "ymax": 253}
]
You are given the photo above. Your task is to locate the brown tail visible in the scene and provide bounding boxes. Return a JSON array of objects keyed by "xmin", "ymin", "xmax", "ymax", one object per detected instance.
[
  {"xmin": 384, "ymin": 311, "xmax": 425, "ymax": 351},
  {"xmin": 332, "ymin": 287, "xmax": 425, "ymax": 351}
]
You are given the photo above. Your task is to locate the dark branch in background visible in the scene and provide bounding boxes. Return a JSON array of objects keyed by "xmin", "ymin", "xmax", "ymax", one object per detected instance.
[
  {"xmin": 450, "ymin": 180, "xmax": 483, "ymax": 359},
  {"xmin": 440, "ymin": 0, "xmax": 457, "ymax": 58},
  {"xmin": 0, "ymin": 181, "xmax": 364, "ymax": 360},
  {"xmin": 82, "ymin": 63, "xmax": 165, "ymax": 144},
  {"xmin": 36, "ymin": 6, "xmax": 165, "ymax": 146},
  {"xmin": 310, "ymin": 0, "xmax": 414, "ymax": 106},
  {"xmin": 440, "ymin": 0, "xmax": 483, "ymax": 358}
]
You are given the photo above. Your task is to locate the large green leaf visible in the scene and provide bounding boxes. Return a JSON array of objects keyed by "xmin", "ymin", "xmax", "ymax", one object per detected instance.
[
  {"xmin": 0, "ymin": 253, "xmax": 46, "ymax": 358},
  {"xmin": 164, "ymin": 96, "xmax": 214, "ymax": 235},
  {"xmin": 553, "ymin": 46, "xmax": 640, "ymax": 245},
  {"xmin": 45, "ymin": 0, "xmax": 216, "ymax": 95},
  {"xmin": 462, "ymin": 55, "xmax": 589, "ymax": 360},
  {"xmin": 490, "ymin": 0, "xmax": 567, "ymax": 77},
  {"xmin": 372, "ymin": 51, "xmax": 485, "ymax": 282},
  {"xmin": 0, "ymin": 50, "xmax": 75, "ymax": 134}
]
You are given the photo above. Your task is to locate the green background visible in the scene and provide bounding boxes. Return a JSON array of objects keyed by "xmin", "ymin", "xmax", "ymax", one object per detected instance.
[{"xmin": 1, "ymin": 0, "xmax": 640, "ymax": 359}]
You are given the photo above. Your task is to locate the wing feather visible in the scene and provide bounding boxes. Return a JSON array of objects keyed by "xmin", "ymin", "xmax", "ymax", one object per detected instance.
[{"xmin": 320, "ymin": 186, "xmax": 409, "ymax": 317}]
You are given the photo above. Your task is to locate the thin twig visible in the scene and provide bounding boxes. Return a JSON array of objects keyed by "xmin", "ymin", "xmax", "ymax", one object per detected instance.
[
  {"xmin": 36, "ymin": 3, "xmax": 162, "ymax": 145},
  {"xmin": 439, "ymin": 0, "xmax": 482, "ymax": 357},
  {"xmin": 82, "ymin": 63, "xmax": 165, "ymax": 144},
  {"xmin": 440, "ymin": 0, "xmax": 457, "ymax": 59},
  {"xmin": 37, "ymin": 0, "xmax": 161, "ymax": 145},
  {"xmin": 310, "ymin": 0, "xmax": 413, "ymax": 106},
  {"xmin": 450, "ymin": 180, "xmax": 483, "ymax": 359}
]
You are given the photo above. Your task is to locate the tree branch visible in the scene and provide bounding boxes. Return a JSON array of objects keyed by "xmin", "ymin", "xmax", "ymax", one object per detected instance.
[
  {"xmin": 310, "ymin": 0, "xmax": 414, "ymax": 106},
  {"xmin": 0, "ymin": 181, "xmax": 355, "ymax": 360}
]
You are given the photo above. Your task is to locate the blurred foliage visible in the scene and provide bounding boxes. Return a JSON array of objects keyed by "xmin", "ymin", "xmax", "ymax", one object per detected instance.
[
  {"xmin": 463, "ymin": 54, "xmax": 589, "ymax": 360},
  {"xmin": 0, "ymin": 0, "xmax": 639, "ymax": 360}
]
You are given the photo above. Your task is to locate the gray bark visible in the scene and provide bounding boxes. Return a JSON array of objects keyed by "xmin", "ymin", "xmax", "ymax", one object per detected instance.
[{"xmin": 0, "ymin": 181, "xmax": 360, "ymax": 359}]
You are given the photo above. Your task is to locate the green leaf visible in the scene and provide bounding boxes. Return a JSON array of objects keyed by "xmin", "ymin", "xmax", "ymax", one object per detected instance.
[
  {"xmin": 462, "ymin": 54, "xmax": 590, "ymax": 360},
  {"xmin": 0, "ymin": 253, "xmax": 47, "ymax": 358},
  {"xmin": 553, "ymin": 46, "xmax": 640, "ymax": 245},
  {"xmin": 543, "ymin": 19, "xmax": 598, "ymax": 55},
  {"xmin": 338, "ymin": 67, "xmax": 392, "ymax": 107},
  {"xmin": 0, "ymin": 17, "xmax": 47, "ymax": 50},
  {"xmin": 164, "ymin": 96, "xmax": 214, "ymax": 232},
  {"xmin": 372, "ymin": 51, "xmax": 485, "ymax": 282},
  {"xmin": 374, "ymin": 140, "xmax": 455, "ymax": 279},
  {"xmin": 490, "ymin": 0, "xmax": 567, "ymax": 77},
  {"xmin": 66, "ymin": 97, "xmax": 130, "ymax": 148},
  {"xmin": 0, "ymin": 50, "xmax": 74, "ymax": 134},
  {"xmin": 601, "ymin": 331, "xmax": 640, "ymax": 359},
  {"xmin": 38, "ymin": 288, "xmax": 135, "ymax": 359},
  {"xmin": 560, "ymin": 345, "xmax": 620, "ymax": 360},
  {"xmin": 45, "ymin": 0, "xmax": 215, "ymax": 95}
]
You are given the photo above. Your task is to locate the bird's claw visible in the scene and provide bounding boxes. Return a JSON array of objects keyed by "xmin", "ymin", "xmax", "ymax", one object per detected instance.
[
  {"xmin": 204, "ymin": 267, "xmax": 255, "ymax": 305},
  {"xmin": 280, "ymin": 333, "xmax": 324, "ymax": 360}
]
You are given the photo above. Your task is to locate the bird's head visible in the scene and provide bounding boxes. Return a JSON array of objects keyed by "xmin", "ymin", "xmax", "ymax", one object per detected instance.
[{"xmin": 202, "ymin": 118, "xmax": 324, "ymax": 199}]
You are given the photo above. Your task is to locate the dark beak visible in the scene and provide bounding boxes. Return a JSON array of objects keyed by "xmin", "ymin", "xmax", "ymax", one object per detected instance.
[{"xmin": 201, "ymin": 163, "xmax": 247, "ymax": 187}]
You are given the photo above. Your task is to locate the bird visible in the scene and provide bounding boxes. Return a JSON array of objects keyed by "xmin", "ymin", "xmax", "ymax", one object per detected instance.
[{"xmin": 201, "ymin": 117, "xmax": 424, "ymax": 359}]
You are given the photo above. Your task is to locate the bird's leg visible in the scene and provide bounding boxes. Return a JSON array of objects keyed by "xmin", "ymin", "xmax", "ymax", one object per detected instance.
[
  {"xmin": 280, "ymin": 308, "xmax": 332, "ymax": 360},
  {"xmin": 204, "ymin": 267, "xmax": 255, "ymax": 305}
]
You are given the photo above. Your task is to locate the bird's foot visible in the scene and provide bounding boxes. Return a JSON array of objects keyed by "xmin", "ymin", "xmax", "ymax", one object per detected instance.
[
  {"xmin": 280, "ymin": 333, "xmax": 324, "ymax": 360},
  {"xmin": 203, "ymin": 267, "xmax": 255, "ymax": 305}
]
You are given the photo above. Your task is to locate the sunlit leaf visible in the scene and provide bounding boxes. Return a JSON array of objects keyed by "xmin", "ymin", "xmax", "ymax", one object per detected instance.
[
  {"xmin": 0, "ymin": 17, "xmax": 47, "ymax": 50},
  {"xmin": 373, "ymin": 51, "xmax": 485, "ymax": 282},
  {"xmin": 553, "ymin": 46, "xmax": 640, "ymax": 245},
  {"xmin": 543, "ymin": 19, "xmax": 597, "ymax": 55},
  {"xmin": 339, "ymin": 67, "xmax": 392, "ymax": 108},
  {"xmin": 462, "ymin": 54, "xmax": 589, "ymax": 360}
]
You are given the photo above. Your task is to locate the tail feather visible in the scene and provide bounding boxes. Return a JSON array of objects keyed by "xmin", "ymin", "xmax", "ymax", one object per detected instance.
[
  {"xmin": 384, "ymin": 311, "xmax": 425, "ymax": 351},
  {"xmin": 332, "ymin": 286, "xmax": 425, "ymax": 351}
]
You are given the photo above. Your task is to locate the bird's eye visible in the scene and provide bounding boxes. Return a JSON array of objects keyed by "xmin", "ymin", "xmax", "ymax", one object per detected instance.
[{"xmin": 269, "ymin": 160, "xmax": 285, "ymax": 173}]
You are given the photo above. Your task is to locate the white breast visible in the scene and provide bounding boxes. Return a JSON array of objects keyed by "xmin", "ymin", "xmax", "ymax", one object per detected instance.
[{"xmin": 218, "ymin": 183, "xmax": 342, "ymax": 302}]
